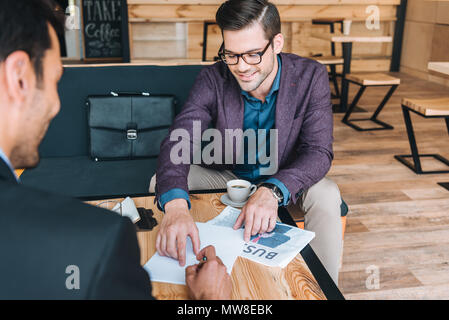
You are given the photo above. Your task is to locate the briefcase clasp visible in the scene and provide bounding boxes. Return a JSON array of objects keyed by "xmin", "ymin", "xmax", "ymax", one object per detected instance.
[{"xmin": 127, "ymin": 129, "xmax": 137, "ymax": 140}]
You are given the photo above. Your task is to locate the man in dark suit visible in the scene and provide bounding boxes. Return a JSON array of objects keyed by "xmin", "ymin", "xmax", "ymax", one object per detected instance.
[{"xmin": 0, "ymin": 0, "xmax": 231, "ymax": 300}]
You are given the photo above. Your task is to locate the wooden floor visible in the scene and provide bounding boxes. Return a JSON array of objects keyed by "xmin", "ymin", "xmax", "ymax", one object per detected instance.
[{"xmin": 331, "ymin": 72, "xmax": 449, "ymax": 299}]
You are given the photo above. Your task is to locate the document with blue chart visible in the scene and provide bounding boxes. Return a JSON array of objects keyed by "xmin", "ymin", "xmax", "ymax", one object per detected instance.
[{"xmin": 207, "ymin": 206, "xmax": 315, "ymax": 268}]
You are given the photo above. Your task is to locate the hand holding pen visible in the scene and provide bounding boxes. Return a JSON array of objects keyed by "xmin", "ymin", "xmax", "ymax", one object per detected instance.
[{"xmin": 185, "ymin": 245, "xmax": 232, "ymax": 300}]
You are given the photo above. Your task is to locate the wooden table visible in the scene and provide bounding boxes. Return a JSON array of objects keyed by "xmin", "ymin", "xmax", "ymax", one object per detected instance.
[
  {"xmin": 312, "ymin": 33, "xmax": 393, "ymax": 113},
  {"xmin": 428, "ymin": 62, "xmax": 449, "ymax": 191},
  {"xmin": 88, "ymin": 191, "xmax": 344, "ymax": 300}
]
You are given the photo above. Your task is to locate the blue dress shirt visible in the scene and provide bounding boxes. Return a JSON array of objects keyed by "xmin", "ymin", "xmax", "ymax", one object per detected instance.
[{"xmin": 0, "ymin": 148, "xmax": 18, "ymax": 181}]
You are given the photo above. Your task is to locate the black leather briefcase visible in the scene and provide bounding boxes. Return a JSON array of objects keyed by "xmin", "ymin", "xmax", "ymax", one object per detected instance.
[{"xmin": 86, "ymin": 92, "xmax": 176, "ymax": 161}]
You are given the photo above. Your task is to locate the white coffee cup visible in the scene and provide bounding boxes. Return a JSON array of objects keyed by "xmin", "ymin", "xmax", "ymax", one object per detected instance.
[
  {"xmin": 343, "ymin": 20, "xmax": 352, "ymax": 36},
  {"xmin": 226, "ymin": 179, "xmax": 257, "ymax": 203}
]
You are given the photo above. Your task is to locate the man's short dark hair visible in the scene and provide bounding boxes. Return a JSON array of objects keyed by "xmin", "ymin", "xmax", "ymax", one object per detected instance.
[
  {"xmin": 0, "ymin": 0, "xmax": 65, "ymax": 81},
  {"xmin": 216, "ymin": 0, "xmax": 281, "ymax": 40}
]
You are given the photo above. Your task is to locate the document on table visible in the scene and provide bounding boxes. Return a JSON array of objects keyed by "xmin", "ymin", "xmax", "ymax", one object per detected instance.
[
  {"xmin": 143, "ymin": 222, "xmax": 245, "ymax": 285},
  {"xmin": 208, "ymin": 206, "xmax": 315, "ymax": 268}
]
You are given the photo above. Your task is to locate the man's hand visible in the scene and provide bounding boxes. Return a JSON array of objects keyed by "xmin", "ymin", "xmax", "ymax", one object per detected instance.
[
  {"xmin": 233, "ymin": 187, "xmax": 278, "ymax": 242},
  {"xmin": 156, "ymin": 198, "xmax": 200, "ymax": 267},
  {"xmin": 185, "ymin": 245, "xmax": 232, "ymax": 300}
]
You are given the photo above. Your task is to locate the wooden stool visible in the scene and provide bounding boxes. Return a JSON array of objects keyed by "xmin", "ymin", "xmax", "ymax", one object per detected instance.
[
  {"xmin": 342, "ymin": 73, "xmax": 400, "ymax": 131},
  {"xmin": 311, "ymin": 56, "xmax": 344, "ymax": 66},
  {"xmin": 395, "ymin": 97, "xmax": 449, "ymax": 174},
  {"xmin": 312, "ymin": 18, "xmax": 344, "ymax": 99}
]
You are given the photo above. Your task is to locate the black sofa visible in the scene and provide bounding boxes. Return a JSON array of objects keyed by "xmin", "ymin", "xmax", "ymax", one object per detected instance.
[{"xmin": 20, "ymin": 63, "xmax": 205, "ymax": 200}]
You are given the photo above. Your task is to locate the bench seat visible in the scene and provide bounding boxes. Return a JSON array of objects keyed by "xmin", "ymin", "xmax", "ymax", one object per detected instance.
[
  {"xmin": 346, "ymin": 73, "xmax": 401, "ymax": 86},
  {"xmin": 402, "ymin": 97, "xmax": 449, "ymax": 116},
  {"xmin": 311, "ymin": 56, "xmax": 344, "ymax": 65}
]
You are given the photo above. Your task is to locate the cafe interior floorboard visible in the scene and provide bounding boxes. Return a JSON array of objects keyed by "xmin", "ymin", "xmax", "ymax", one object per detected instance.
[{"xmin": 331, "ymin": 72, "xmax": 449, "ymax": 299}]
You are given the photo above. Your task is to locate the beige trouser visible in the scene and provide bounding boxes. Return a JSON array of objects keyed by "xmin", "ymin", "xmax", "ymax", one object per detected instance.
[{"xmin": 149, "ymin": 165, "xmax": 343, "ymax": 285}]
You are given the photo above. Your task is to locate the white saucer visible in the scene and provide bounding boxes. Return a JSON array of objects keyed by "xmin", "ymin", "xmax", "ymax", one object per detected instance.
[{"xmin": 220, "ymin": 194, "xmax": 248, "ymax": 208}]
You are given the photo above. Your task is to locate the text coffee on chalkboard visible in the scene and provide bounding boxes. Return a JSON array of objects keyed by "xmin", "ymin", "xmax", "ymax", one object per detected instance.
[{"xmin": 82, "ymin": 0, "xmax": 123, "ymax": 60}]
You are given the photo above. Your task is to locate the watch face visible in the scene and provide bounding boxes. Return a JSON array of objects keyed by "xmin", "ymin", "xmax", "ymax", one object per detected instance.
[
  {"xmin": 271, "ymin": 186, "xmax": 282, "ymax": 198},
  {"xmin": 276, "ymin": 190, "xmax": 283, "ymax": 201}
]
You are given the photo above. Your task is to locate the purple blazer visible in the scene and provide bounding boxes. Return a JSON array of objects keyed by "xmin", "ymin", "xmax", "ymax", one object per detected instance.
[{"xmin": 155, "ymin": 53, "xmax": 333, "ymax": 205}]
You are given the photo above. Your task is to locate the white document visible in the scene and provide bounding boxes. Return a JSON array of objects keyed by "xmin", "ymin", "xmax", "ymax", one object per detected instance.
[
  {"xmin": 208, "ymin": 206, "xmax": 315, "ymax": 268},
  {"xmin": 143, "ymin": 222, "xmax": 245, "ymax": 285}
]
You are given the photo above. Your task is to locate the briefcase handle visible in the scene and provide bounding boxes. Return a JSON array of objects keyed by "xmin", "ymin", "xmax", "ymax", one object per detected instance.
[{"xmin": 110, "ymin": 91, "xmax": 150, "ymax": 97}]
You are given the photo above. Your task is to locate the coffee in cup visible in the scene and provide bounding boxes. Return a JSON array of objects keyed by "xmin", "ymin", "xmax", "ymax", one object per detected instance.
[{"xmin": 226, "ymin": 179, "xmax": 257, "ymax": 203}]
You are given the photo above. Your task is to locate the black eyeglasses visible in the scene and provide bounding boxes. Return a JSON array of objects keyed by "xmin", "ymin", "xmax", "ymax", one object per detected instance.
[{"xmin": 218, "ymin": 40, "xmax": 272, "ymax": 65}]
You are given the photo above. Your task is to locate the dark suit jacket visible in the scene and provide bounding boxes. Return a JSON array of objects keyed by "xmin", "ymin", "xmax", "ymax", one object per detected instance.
[
  {"xmin": 156, "ymin": 53, "xmax": 333, "ymax": 205},
  {"xmin": 0, "ymin": 159, "xmax": 153, "ymax": 299}
]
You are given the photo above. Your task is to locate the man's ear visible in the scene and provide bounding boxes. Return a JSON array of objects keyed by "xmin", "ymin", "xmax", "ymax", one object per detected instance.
[
  {"xmin": 273, "ymin": 33, "xmax": 284, "ymax": 55},
  {"xmin": 4, "ymin": 51, "xmax": 36, "ymax": 104}
]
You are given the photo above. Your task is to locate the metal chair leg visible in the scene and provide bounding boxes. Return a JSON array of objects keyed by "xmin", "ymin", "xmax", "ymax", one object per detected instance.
[
  {"xmin": 402, "ymin": 105, "xmax": 422, "ymax": 173},
  {"xmin": 445, "ymin": 117, "xmax": 449, "ymax": 135},
  {"xmin": 395, "ymin": 106, "xmax": 449, "ymax": 174},
  {"xmin": 329, "ymin": 64, "xmax": 340, "ymax": 98},
  {"xmin": 342, "ymin": 84, "xmax": 396, "ymax": 131},
  {"xmin": 202, "ymin": 22, "xmax": 209, "ymax": 62},
  {"xmin": 342, "ymin": 85, "xmax": 366, "ymax": 123},
  {"xmin": 371, "ymin": 85, "xmax": 398, "ymax": 120}
]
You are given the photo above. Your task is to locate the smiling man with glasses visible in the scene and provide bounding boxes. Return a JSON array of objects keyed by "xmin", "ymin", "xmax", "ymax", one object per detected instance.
[{"xmin": 151, "ymin": 0, "xmax": 343, "ymax": 285}]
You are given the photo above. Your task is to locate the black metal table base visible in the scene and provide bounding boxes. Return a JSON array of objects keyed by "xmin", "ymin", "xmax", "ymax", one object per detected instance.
[
  {"xmin": 438, "ymin": 182, "xmax": 449, "ymax": 191},
  {"xmin": 394, "ymin": 154, "xmax": 449, "ymax": 174},
  {"xmin": 333, "ymin": 104, "xmax": 366, "ymax": 114},
  {"xmin": 395, "ymin": 105, "xmax": 449, "ymax": 174},
  {"xmin": 342, "ymin": 82, "xmax": 398, "ymax": 131},
  {"xmin": 343, "ymin": 117, "xmax": 394, "ymax": 131}
]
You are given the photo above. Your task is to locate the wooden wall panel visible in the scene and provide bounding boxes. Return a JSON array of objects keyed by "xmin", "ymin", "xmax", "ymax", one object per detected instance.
[
  {"xmin": 128, "ymin": 1, "xmax": 399, "ymax": 72},
  {"xmin": 281, "ymin": 22, "xmax": 292, "ymax": 55},
  {"xmin": 133, "ymin": 40, "xmax": 186, "ymax": 59},
  {"xmin": 405, "ymin": 0, "xmax": 437, "ymax": 23},
  {"xmin": 128, "ymin": 0, "xmax": 400, "ymax": 5},
  {"xmin": 132, "ymin": 22, "xmax": 186, "ymax": 41},
  {"xmin": 401, "ymin": 0, "xmax": 449, "ymax": 87},
  {"xmin": 401, "ymin": 21, "xmax": 434, "ymax": 73},
  {"xmin": 186, "ymin": 21, "xmax": 393, "ymax": 60},
  {"xmin": 430, "ymin": 24, "xmax": 449, "ymax": 62},
  {"xmin": 128, "ymin": 4, "xmax": 397, "ymax": 22},
  {"xmin": 290, "ymin": 21, "xmax": 392, "ymax": 57},
  {"xmin": 131, "ymin": 22, "xmax": 187, "ymax": 59},
  {"xmin": 436, "ymin": 1, "xmax": 449, "ymax": 25}
]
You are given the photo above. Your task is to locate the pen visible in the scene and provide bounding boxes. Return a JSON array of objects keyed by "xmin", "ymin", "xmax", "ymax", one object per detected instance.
[{"xmin": 197, "ymin": 256, "xmax": 207, "ymax": 271}]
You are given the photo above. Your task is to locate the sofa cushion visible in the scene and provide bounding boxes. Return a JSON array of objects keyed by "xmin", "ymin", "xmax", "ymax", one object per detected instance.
[{"xmin": 20, "ymin": 156, "xmax": 158, "ymax": 200}]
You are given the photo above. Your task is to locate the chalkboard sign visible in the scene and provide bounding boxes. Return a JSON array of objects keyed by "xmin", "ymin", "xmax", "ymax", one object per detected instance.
[{"xmin": 81, "ymin": 0, "xmax": 129, "ymax": 61}]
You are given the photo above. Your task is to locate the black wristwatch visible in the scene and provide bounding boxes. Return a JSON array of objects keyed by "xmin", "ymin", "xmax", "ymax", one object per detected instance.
[{"xmin": 258, "ymin": 182, "xmax": 284, "ymax": 204}]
